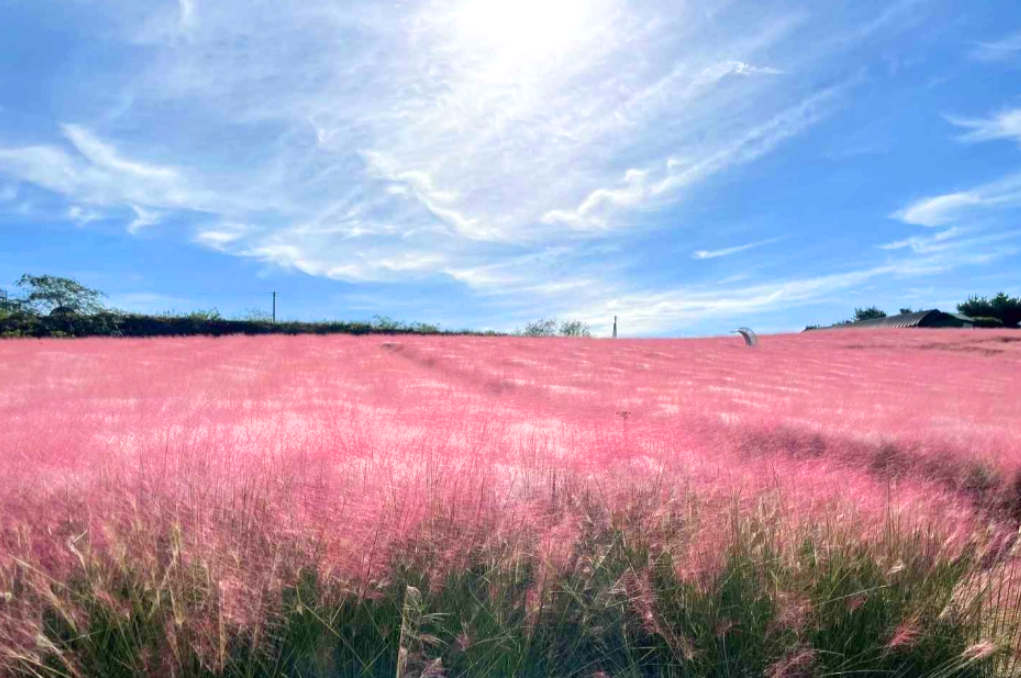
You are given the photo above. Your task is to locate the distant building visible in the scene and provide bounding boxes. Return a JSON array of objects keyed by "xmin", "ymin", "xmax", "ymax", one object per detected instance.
[{"xmin": 811, "ymin": 309, "xmax": 974, "ymax": 331}]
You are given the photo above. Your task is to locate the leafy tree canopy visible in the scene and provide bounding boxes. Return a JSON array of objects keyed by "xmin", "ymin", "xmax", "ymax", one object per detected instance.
[
  {"xmin": 237, "ymin": 308, "xmax": 273, "ymax": 322},
  {"xmin": 520, "ymin": 317, "xmax": 559, "ymax": 337},
  {"xmin": 518, "ymin": 317, "xmax": 592, "ymax": 337},
  {"xmin": 898, "ymin": 307, "xmax": 914, "ymax": 315},
  {"xmin": 16, "ymin": 274, "xmax": 106, "ymax": 315},
  {"xmin": 188, "ymin": 308, "xmax": 222, "ymax": 321},
  {"xmin": 958, "ymin": 292, "xmax": 1021, "ymax": 328},
  {"xmin": 558, "ymin": 319, "xmax": 592, "ymax": 338},
  {"xmin": 853, "ymin": 306, "xmax": 887, "ymax": 322}
]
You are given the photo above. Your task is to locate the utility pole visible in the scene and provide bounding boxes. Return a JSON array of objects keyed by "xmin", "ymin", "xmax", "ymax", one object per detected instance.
[
  {"xmin": 612, "ymin": 315, "xmax": 617, "ymax": 338},
  {"xmin": 272, "ymin": 292, "xmax": 276, "ymax": 323}
]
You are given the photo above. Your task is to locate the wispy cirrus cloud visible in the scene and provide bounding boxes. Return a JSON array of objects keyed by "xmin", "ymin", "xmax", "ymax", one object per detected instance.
[
  {"xmin": 562, "ymin": 238, "xmax": 1021, "ymax": 335},
  {"xmin": 68, "ymin": 205, "xmax": 104, "ymax": 226},
  {"xmin": 0, "ymin": 125, "xmax": 218, "ymax": 215},
  {"xmin": 878, "ymin": 226, "xmax": 965, "ymax": 251},
  {"xmin": 193, "ymin": 222, "xmax": 255, "ymax": 250},
  {"xmin": 0, "ymin": 0, "xmax": 851, "ymax": 260},
  {"xmin": 968, "ymin": 30, "xmax": 1021, "ymax": 63},
  {"xmin": 0, "ymin": 0, "xmax": 981, "ymax": 334},
  {"xmin": 891, "ymin": 107, "xmax": 1021, "ymax": 227},
  {"xmin": 127, "ymin": 205, "xmax": 162, "ymax": 234},
  {"xmin": 178, "ymin": 0, "xmax": 196, "ymax": 29},
  {"xmin": 878, "ymin": 227, "xmax": 1021, "ymax": 254},
  {"xmin": 565, "ymin": 265, "xmax": 896, "ymax": 335},
  {"xmin": 892, "ymin": 192, "xmax": 985, "ymax": 227},
  {"xmin": 541, "ymin": 85, "xmax": 843, "ymax": 231},
  {"xmin": 948, "ymin": 108, "xmax": 1021, "ymax": 145},
  {"xmin": 892, "ymin": 175, "xmax": 1021, "ymax": 227},
  {"xmin": 693, "ymin": 236, "xmax": 788, "ymax": 260}
]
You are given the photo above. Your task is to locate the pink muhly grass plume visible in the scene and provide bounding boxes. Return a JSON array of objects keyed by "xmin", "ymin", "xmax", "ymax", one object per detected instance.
[
  {"xmin": 0, "ymin": 330, "xmax": 1019, "ymax": 668},
  {"xmin": 961, "ymin": 641, "xmax": 999, "ymax": 662},
  {"xmin": 767, "ymin": 648, "xmax": 816, "ymax": 678},
  {"xmin": 887, "ymin": 619, "xmax": 921, "ymax": 649}
]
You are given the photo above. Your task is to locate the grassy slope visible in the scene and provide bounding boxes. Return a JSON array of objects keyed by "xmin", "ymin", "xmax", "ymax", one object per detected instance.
[{"xmin": 3, "ymin": 333, "xmax": 1021, "ymax": 676}]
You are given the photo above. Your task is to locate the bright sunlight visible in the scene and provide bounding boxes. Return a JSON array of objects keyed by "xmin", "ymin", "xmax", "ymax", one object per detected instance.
[{"xmin": 453, "ymin": 0, "xmax": 596, "ymax": 57}]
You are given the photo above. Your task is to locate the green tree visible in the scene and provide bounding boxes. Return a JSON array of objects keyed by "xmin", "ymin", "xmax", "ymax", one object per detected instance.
[
  {"xmin": 16, "ymin": 274, "xmax": 106, "ymax": 315},
  {"xmin": 371, "ymin": 315, "xmax": 405, "ymax": 331},
  {"xmin": 519, "ymin": 317, "xmax": 592, "ymax": 337},
  {"xmin": 519, "ymin": 317, "xmax": 559, "ymax": 337},
  {"xmin": 958, "ymin": 292, "xmax": 1021, "ymax": 328},
  {"xmin": 188, "ymin": 308, "xmax": 222, "ymax": 321},
  {"xmin": 853, "ymin": 306, "xmax": 887, "ymax": 322},
  {"xmin": 559, "ymin": 319, "xmax": 592, "ymax": 337},
  {"xmin": 237, "ymin": 308, "xmax": 273, "ymax": 322},
  {"xmin": 898, "ymin": 307, "xmax": 914, "ymax": 315}
]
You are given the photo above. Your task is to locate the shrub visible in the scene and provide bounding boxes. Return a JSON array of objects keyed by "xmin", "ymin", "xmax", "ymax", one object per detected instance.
[
  {"xmin": 854, "ymin": 306, "xmax": 887, "ymax": 322},
  {"xmin": 519, "ymin": 318, "xmax": 559, "ymax": 337}
]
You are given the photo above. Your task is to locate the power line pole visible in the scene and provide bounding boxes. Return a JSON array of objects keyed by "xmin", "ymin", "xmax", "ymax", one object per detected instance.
[
  {"xmin": 272, "ymin": 291, "xmax": 276, "ymax": 323},
  {"xmin": 612, "ymin": 315, "xmax": 617, "ymax": 338}
]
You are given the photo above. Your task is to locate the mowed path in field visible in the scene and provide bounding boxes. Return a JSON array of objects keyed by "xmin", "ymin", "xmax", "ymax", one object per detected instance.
[{"xmin": 2, "ymin": 330, "xmax": 1019, "ymax": 575}]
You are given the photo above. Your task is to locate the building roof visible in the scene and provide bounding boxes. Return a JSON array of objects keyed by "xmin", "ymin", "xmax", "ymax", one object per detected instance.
[{"xmin": 817, "ymin": 309, "xmax": 973, "ymax": 330}]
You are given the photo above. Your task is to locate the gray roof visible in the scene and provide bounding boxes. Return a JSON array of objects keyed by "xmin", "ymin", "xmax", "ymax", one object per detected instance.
[{"xmin": 820, "ymin": 309, "xmax": 962, "ymax": 330}]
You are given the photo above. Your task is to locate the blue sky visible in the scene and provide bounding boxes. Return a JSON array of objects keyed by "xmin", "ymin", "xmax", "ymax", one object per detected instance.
[{"xmin": 1, "ymin": 0, "xmax": 1020, "ymax": 336}]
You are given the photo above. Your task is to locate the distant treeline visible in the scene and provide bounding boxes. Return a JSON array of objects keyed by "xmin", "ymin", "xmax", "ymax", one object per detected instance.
[
  {"xmin": 1, "ymin": 273, "xmax": 604, "ymax": 339},
  {"xmin": 0, "ymin": 273, "xmax": 506, "ymax": 339},
  {"xmin": 0, "ymin": 311, "xmax": 501, "ymax": 339}
]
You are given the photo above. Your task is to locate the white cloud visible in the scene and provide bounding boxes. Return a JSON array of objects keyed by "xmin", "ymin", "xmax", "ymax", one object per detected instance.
[
  {"xmin": 878, "ymin": 227, "xmax": 1021, "ymax": 255},
  {"xmin": 560, "ymin": 232, "xmax": 1021, "ymax": 335},
  {"xmin": 0, "ymin": 0, "xmax": 958, "ymax": 333},
  {"xmin": 948, "ymin": 108, "xmax": 1021, "ymax": 145},
  {"xmin": 968, "ymin": 30, "xmax": 1021, "ymax": 63},
  {"xmin": 0, "ymin": 183, "xmax": 17, "ymax": 202},
  {"xmin": 127, "ymin": 205, "xmax": 162, "ymax": 234},
  {"xmin": 193, "ymin": 222, "xmax": 254, "ymax": 250},
  {"xmin": 892, "ymin": 192, "xmax": 983, "ymax": 227},
  {"xmin": 892, "ymin": 174, "xmax": 1021, "ymax": 227},
  {"xmin": 68, "ymin": 205, "xmax": 104, "ymax": 226},
  {"xmin": 124, "ymin": 0, "xmax": 840, "ymax": 257},
  {"xmin": 178, "ymin": 0, "xmax": 196, "ymax": 28},
  {"xmin": 877, "ymin": 226, "xmax": 964, "ymax": 251},
  {"xmin": 543, "ymin": 85, "xmax": 842, "ymax": 230},
  {"xmin": 697, "ymin": 61, "xmax": 784, "ymax": 82},
  {"xmin": 565, "ymin": 266, "xmax": 895, "ymax": 335},
  {"xmin": 62, "ymin": 125, "xmax": 178, "ymax": 183},
  {"xmin": 0, "ymin": 126, "xmax": 221, "ymax": 215},
  {"xmin": 362, "ymin": 152, "xmax": 491, "ymax": 240},
  {"xmin": 693, "ymin": 236, "xmax": 788, "ymax": 260}
]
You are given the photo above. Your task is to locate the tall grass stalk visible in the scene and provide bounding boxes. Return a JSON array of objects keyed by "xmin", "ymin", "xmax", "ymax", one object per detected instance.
[{"xmin": 2, "ymin": 494, "xmax": 1018, "ymax": 677}]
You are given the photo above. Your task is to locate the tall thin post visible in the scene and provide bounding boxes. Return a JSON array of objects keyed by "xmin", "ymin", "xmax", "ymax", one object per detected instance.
[
  {"xmin": 0, "ymin": 289, "xmax": 7, "ymax": 313},
  {"xmin": 272, "ymin": 291, "xmax": 276, "ymax": 323},
  {"xmin": 612, "ymin": 315, "xmax": 617, "ymax": 339}
]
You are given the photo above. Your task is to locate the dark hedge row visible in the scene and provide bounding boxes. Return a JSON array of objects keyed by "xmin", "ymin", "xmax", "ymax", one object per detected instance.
[{"xmin": 0, "ymin": 312, "xmax": 493, "ymax": 339}]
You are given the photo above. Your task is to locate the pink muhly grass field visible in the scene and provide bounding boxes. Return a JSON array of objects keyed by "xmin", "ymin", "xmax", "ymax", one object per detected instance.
[
  {"xmin": 2, "ymin": 331, "xmax": 1020, "ymax": 568},
  {"xmin": 1, "ymin": 329, "xmax": 1020, "ymax": 673}
]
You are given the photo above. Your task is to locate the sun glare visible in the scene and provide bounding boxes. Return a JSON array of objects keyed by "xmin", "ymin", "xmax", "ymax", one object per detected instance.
[{"xmin": 454, "ymin": 0, "xmax": 593, "ymax": 57}]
